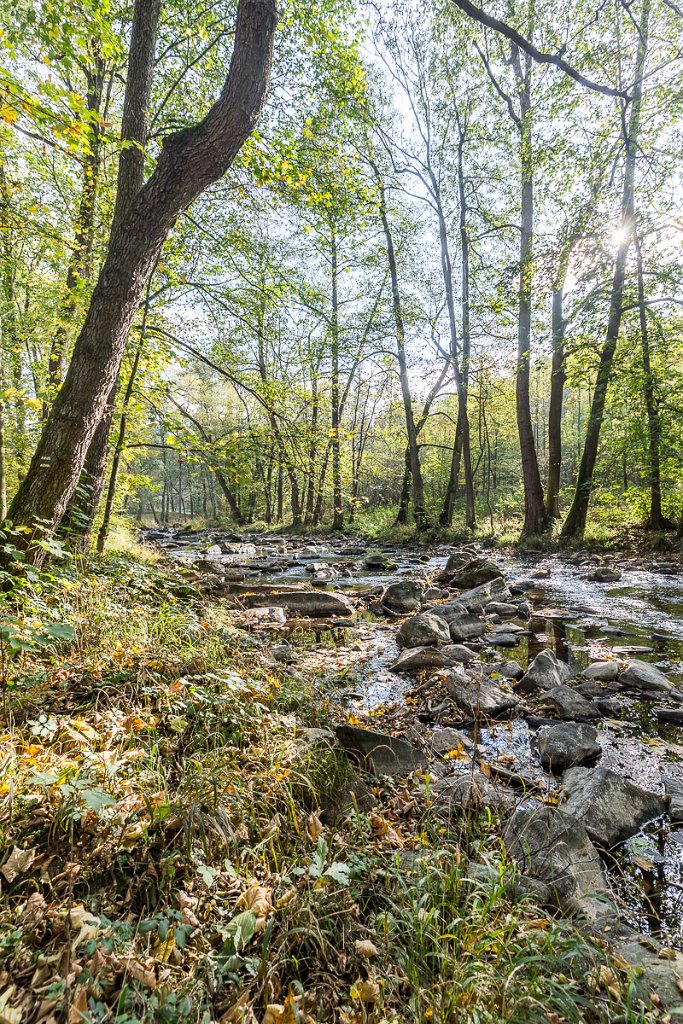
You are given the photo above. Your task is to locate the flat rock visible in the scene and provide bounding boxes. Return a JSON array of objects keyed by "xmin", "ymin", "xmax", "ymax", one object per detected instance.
[
  {"xmin": 488, "ymin": 633, "xmax": 519, "ymax": 647},
  {"xmin": 397, "ymin": 611, "xmax": 451, "ymax": 648},
  {"xmin": 457, "ymin": 578, "xmax": 511, "ymax": 611},
  {"xmin": 533, "ymin": 722, "xmax": 601, "ymax": 773},
  {"xmin": 335, "ymin": 725, "xmax": 426, "ymax": 776},
  {"xmin": 664, "ymin": 778, "xmax": 683, "ymax": 822},
  {"xmin": 617, "ymin": 938, "xmax": 683, "ymax": 1015},
  {"xmin": 516, "ymin": 649, "xmax": 573, "ymax": 694},
  {"xmin": 537, "ymin": 685, "xmax": 601, "ymax": 722},
  {"xmin": 445, "ymin": 674, "xmax": 519, "ymax": 717},
  {"xmin": 485, "ymin": 602, "xmax": 519, "ymax": 617},
  {"xmin": 504, "ymin": 806, "xmax": 608, "ymax": 909},
  {"xmin": 241, "ymin": 590, "xmax": 353, "ymax": 617},
  {"xmin": 240, "ymin": 606, "xmax": 288, "ymax": 626},
  {"xmin": 561, "ymin": 767, "xmax": 666, "ymax": 847},
  {"xmin": 582, "ymin": 661, "xmax": 620, "ymax": 682},
  {"xmin": 619, "ymin": 659, "xmax": 672, "ymax": 694},
  {"xmin": 390, "ymin": 645, "xmax": 458, "ymax": 674},
  {"xmin": 586, "ymin": 568, "xmax": 622, "ymax": 582}
]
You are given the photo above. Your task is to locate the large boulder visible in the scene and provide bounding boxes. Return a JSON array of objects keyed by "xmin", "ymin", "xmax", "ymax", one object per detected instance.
[
  {"xmin": 445, "ymin": 673, "xmax": 519, "ymax": 717},
  {"xmin": 447, "ymin": 558, "xmax": 505, "ymax": 589},
  {"xmin": 537, "ymin": 685, "xmax": 601, "ymax": 722},
  {"xmin": 582, "ymin": 661, "xmax": 620, "ymax": 682},
  {"xmin": 241, "ymin": 590, "xmax": 353, "ymax": 617},
  {"xmin": 335, "ymin": 725, "xmax": 426, "ymax": 776},
  {"xmin": 397, "ymin": 611, "xmax": 451, "ymax": 648},
  {"xmin": 561, "ymin": 767, "xmax": 666, "ymax": 847},
  {"xmin": 533, "ymin": 723, "xmax": 601, "ymax": 773},
  {"xmin": 457, "ymin": 578, "xmax": 511, "ymax": 612},
  {"xmin": 516, "ymin": 649, "xmax": 573, "ymax": 694},
  {"xmin": 429, "ymin": 601, "xmax": 486, "ymax": 642},
  {"xmin": 381, "ymin": 581, "xmax": 424, "ymax": 614},
  {"xmin": 444, "ymin": 550, "xmax": 477, "ymax": 572},
  {"xmin": 504, "ymin": 806, "xmax": 608, "ymax": 910},
  {"xmin": 619, "ymin": 659, "xmax": 673, "ymax": 694}
]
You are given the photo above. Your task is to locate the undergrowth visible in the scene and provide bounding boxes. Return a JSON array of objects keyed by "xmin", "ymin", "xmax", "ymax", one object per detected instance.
[{"xmin": 0, "ymin": 537, "xmax": 653, "ymax": 1023}]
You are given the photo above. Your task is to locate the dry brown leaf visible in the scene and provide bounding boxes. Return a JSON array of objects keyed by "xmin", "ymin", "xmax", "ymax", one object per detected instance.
[
  {"xmin": 237, "ymin": 885, "xmax": 273, "ymax": 919},
  {"xmin": 0, "ymin": 986, "xmax": 23, "ymax": 1024},
  {"xmin": 1, "ymin": 846, "xmax": 36, "ymax": 883},
  {"xmin": 350, "ymin": 980, "xmax": 380, "ymax": 1003},
  {"xmin": 354, "ymin": 939, "xmax": 378, "ymax": 959},
  {"xmin": 67, "ymin": 986, "xmax": 88, "ymax": 1023},
  {"xmin": 306, "ymin": 812, "xmax": 323, "ymax": 842},
  {"xmin": 68, "ymin": 906, "xmax": 100, "ymax": 948}
]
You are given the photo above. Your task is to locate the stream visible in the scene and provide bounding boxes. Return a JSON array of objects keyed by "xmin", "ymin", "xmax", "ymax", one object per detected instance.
[{"xmin": 146, "ymin": 528, "xmax": 683, "ymax": 947}]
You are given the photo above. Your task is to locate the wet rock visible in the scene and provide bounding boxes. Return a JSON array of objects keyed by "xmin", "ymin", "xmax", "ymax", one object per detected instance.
[
  {"xmin": 485, "ymin": 601, "xmax": 519, "ymax": 616},
  {"xmin": 390, "ymin": 646, "xmax": 459, "ymax": 673},
  {"xmin": 488, "ymin": 632, "xmax": 519, "ymax": 647},
  {"xmin": 516, "ymin": 649, "xmax": 573, "ymax": 694},
  {"xmin": 504, "ymin": 806, "xmax": 608, "ymax": 910},
  {"xmin": 537, "ymin": 685, "xmax": 601, "ymax": 722},
  {"xmin": 335, "ymin": 725, "xmax": 426, "ymax": 776},
  {"xmin": 664, "ymin": 778, "xmax": 683, "ymax": 821},
  {"xmin": 444, "ymin": 550, "xmax": 477, "ymax": 572},
  {"xmin": 434, "ymin": 769, "xmax": 510, "ymax": 814},
  {"xmin": 561, "ymin": 767, "xmax": 666, "ymax": 847},
  {"xmin": 582, "ymin": 661, "xmax": 620, "ymax": 682},
  {"xmin": 427, "ymin": 727, "xmax": 472, "ymax": 755},
  {"xmin": 619, "ymin": 659, "xmax": 672, "ymax": 694},
  {"xmin": 457, "ymin": 578, "xmax": 511, "ymax": 611},
  {"xmin": 533, "ymin": 723, "xmax": 601, "ymax": 772},
  {"xmin": 445, "ymin": 673, "xmax": 519, "ymax": 717},
  {"xmin": 381, "ymin": 580, "xmax": 424, "ymax": 614},
  {"xmin": 431, "ymin": 600, "xmax": 486, "ymax": 640},
  {"xmin": 397, "ymin": 611, "xmax": 451, "ymax": 648},
  {"xmin": 586, "ymin": 567, "xmax": 622, "ymax": 582},
  {"xmin": 447, "ymin": 558, "xmax": 505, "ymax": 589},
  {"xmin": 242, "ymin": 590, "xmax": 353, "ymax": 617},
  {"xmin": 364, "ymin": 553, "xmax": 398, "ymax": 571}
]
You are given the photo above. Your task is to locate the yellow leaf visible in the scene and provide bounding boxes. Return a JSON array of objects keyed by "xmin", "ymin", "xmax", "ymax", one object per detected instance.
[{"xmin": 0, "ymin": 104, "xmax": 17, "ymax": 126}]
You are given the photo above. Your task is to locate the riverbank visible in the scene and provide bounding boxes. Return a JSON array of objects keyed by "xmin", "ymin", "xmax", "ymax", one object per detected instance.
[{"xmin": 0, "ymin": 532, "xmax": 673, "ymax": 1022}]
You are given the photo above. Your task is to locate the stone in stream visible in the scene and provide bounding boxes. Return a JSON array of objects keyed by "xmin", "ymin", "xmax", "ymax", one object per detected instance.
[
  {"xmin": 504, "ymin": 806, "xmax": 609, "ymax": 915},
  {"xmin": 582, "ymin": 661, "xmax": 620, "ymax": 682},
  {"xmin": 434, "ymin": 769, "xmax": 511, "ymax": 814},
  {"xmin": 533, "ymin": 723, "xmax": 601, "ymax": 772},
  {"xmin": 391, "ymin": 644, "xmax": 476, "ymax": 674},
  {"xmin": 446, "ymin": 558, "xmax": 505, "ymax": 589},
  {"xmin": 241, "ymin": 590, "xmax": 354, "ymax": 617},
  {"xmin": 516, "ymin": 649, "xmax": 573, "ymax": 694},
  {"xmin": 445, "ymin": 673, "xmax": 519, "ymax": 717},
  {"xmin": 485, "ymin": 601, "xmax": 519, "ymax": 617},
  {"xmin": 381, "ymin": 580, "xmax": 424, "ymax": 614},
  {"xmin": 204, "ymin": 543, "xmax": 223, "ymax": 557},
  {"xmin": 364, "ymin": 553, "xmax": 398, "ymax": 571},
  {"xmin": 397, "ymin": 611, "xmax": 451, "ymax": 648},
  {"xmin": 428, "ymin": 727, "xmax": 472, "ymax": 755},
  {"xmin": 429, "ymin": 600, "xmax": 486, "ymax": 640},
  {"xmin": 664, "ymin": 778, "xmax": 683, "ymax": 822},
  {"xmin": 586, "ymin": 567, "xmax": 622, "ymax": 582},
  {"xmin": 444, "ymin": 550, "xmax": 477, "ymax": 572},
  {"xmin": 560, "ymin": 767, "xmax": 666, "ymax": 847},
  {"xmin": 618, "ymin": 659, "xmax": 673, "ymax": 694},
  {"xmin": 456, "ymin": 578, "xmax": 511, "ymax": 612},
  {"xmin": 537, "ymin": 685, "xmax": 601, "ymax": 722},
  {"xmin": 487, "ymin": 632, "xmax": 520, "ymax": 647},
  {"xmin": 616, "ymin": 938, "xmax": 683, "ymax": 1018},
  {"xmin": 335, "ymin": 725, "xmax": 426, "ymax": 776}
]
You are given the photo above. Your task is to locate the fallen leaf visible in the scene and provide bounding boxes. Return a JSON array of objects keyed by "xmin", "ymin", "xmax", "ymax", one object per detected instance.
[
  {"xmin": 306, "ymin": 812, "xmax": 323, "ymax": 842},
  {"xmin": 1, "ymin": 846, "xmax": 36, "ymax": 883},
  {"xmin": 355, "ymin": 939, "xmax": 378, "ymax": 958},
  {"xmin": 350, "ymin": 979, "xmax": 380, "ymax": 1002}
]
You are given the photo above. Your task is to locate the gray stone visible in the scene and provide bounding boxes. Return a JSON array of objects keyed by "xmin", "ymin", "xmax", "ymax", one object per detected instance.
[
  {"xmin": 240, "ymin": 606, "xmax": 288, "ymax": 626},
  {"xmin": 241, "ymin": 590, "xmax": 353, "ymax": 617},
  {"xmin": 533, "ymin": 723, "xmax": 601, "ymax": 772},
  {"xmin": 538, "ymin": 685, "xmax": 601, "ymax": 722},
  {"xmin": 466, "ymin": 862, "xmax": 552, "ymax": 905},
  {"xmin": 457, "ymin": 578, "xmax": 511, "ymax": 611},
  {"xmin": 444, "ymin": 550, "xmax": 476, "ymax": 572},
  {"xmin": 488, "ymin": 633, "xmax": 519, "ymax": 647},
  {"xmin": 445, "ymin": 673, "xmax": 519, "ymax": 717},
  {"xmin": 664, "ymin": 778, "xmax": 683, "ymax": 822},
  {"xmin": 447, "ymin": 558, "xmax": 505, "ymax": 589},
  {"xmin": 561, "ymin": 767, "xmax": 666, "ymax": 847},
  {"xmin": 619, "ymin": 659, "xmax": 673, "ymax": 694},
  {"xmin": 364, "ymin": 553, "xmax": 397, "ymax": 570},
  {"xmin": 397, "ymin": 611, "xmax": 451, "ymax": 648},
  {"xmin": 586, "ymin": 568, "xmax": 622, "ymax": 582},
  {"xmin": 516, "ymin": 649, "xmax": 573, "ymax": 694},
  {"xmin": 504, "ymin": 806, "xmax": 608, "ymax": 909},
  {"xmin": 381, "ymin": 580, "xmax": 424, "ymax": 613},
  {"xmin": 335, "ymin": 725, "xmax": 426, "ymax": 776},
  {"xmin": 497, "ymin": 660, "xmax": 524, "ymax": 680},
  {"xmin": 485, "ymin": 602, "xmax": 519, "ymax": 616},
  {"xmin": 443, "ymin": 644, "xmax": 478, "ymax": 664},
  {"xmin": 390, "ymin": 645, "xmax": 458, "ymax": 674},
  {"xmin": 617, "ymin": 938, "xmax": 683, "ymax": 1015},
  {"xmin": 582, "ymin": 661, "xmax": 620, "ymax": 682},
  {"xmin": 428, "ymin": 728, "xmax": 472, "ymax": 755},
  {"xmin": 434, "ymin": 769, "xmax": 510, "ymax": 814}
]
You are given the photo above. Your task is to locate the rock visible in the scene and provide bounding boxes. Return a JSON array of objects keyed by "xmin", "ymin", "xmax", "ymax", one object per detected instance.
[
  {"xmin": 619, "ymin": 659, "xmax": 672, "ymax": 694},
  {"xmin": 381, "ymin": 581, "xmax": 424, "ymax": 613},
  {"xmin": 335, "ymin": 725, "xmax": 426, "ymax": 776},
  {"xmin": 242, "ymin": 590, "xmax": 353, "ymax": 617},
  {"xmin": 240, "ymin": 606, "xmax": 288, "ymax": 626},
  {"xmin": 485, "ymin": 602, "xmax": 519, "ymax": 616},
  {"xmin": 664, "ymin": 778, "xmax": 683, "ymax": 822},
  {"xmin": 204, "ymin": 543, "xmax": 223, "ymax": 557},
  {"xmin": 443, "ymin": 644, "xmax": 478, "ymax": 664},
  {"xmin": 654, "ymin": 707, "xmax": 683, "ymax": 724},
  {"xmin": 596, "ymin": 697, "xmax": 623, "ymax": 717},
  {"xmin": 444, "ymin": 550, "xmax": 476, "ymax": 572},
  {"xmin": 445, "ymin": 673, "xmax": 519, "ymax": 717},
  {"xmin": 488, "ymin": 633, "xmax": 519, "ymax": 647},
  {"xmin": 390, "ymin": 646, "xmax": 458, "ymax": 674},
  {"xmin": 586, "ymin": 568, "xmax": 622, "ymax": 582},
  {"xmin": 496, "ymin": 660, "xmax": 524, "ymax": 680},
  {"xmin": 397, "ymin": 611, "xmax": 451, "ymax": 648},
  {"xmin": 516, "ymin": 650, "xmax": 573, "ymax": 694},
  {"xmin": 447, "ymin": 558, "xmax": 505, "ymax": 589},
  {"xmin": 434, "ymin": 769, "xmax": 510, "ymax": 814},
  {"xmin": 466, "ymin": 862, "xmax": 552, "ymax": 905},
  {"xmin": 537, "ymin": 685, "xmax": 601, "ymax": 722},
  {"xmin": 582, "ymin": 661, "xmax": 620, "ymax": 682},
  {"xmin": 533, "ymin": 723, "xmax": 601, "ymax": 772},
  {"xmin": 431, "ymin": 601, "xmax": 486, "ymax": 641},
  {"xmin": 271, "ymin": 643, "xmax": 297, "ymax": 663},
  {"xmin": 561, "ymin": 767, "xmax": 666, "ymax": 847},
  {"xmin": 617, "ymin": 938, "xmax": 683, "ymax": 1016},
  {"xmin": 428, "ymin": 727, "xmax": 472, "ymax": 755},
  {"xmin": 364, "ymin": 553, "xmax": 397, "ymax": 571},
  {"xmin": 504, "ymin": 806, "xmax": 608, "ymax": 910},
  {"xmin": 457, "ymin": 578, "xmax": 511, "ymax": 611}
]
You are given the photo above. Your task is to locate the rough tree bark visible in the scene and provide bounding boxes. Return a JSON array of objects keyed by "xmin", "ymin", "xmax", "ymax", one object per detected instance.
[
  {"xmin": 7, "ymin": 0, "xmax": 277, "ymax": 563},
  {"xmin": 635, "ymin": 233, "xmax": 664, "ymax": 530},
  {"xmin": 561, "ymin": 0, "xmax": 649, "ymax": 540},
  {"xmin": 330, "ymin": 223, "xmax": 344, "ymax": 530}
]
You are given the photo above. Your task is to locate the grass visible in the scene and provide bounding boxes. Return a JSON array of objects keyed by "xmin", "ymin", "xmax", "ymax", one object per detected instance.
[{"xmin": 0, "ymin": 535, "xmax": 656, "ymax": 1023}]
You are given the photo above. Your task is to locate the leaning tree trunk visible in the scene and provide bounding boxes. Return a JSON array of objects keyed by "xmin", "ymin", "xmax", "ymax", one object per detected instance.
[
  {"xmin": 7, "ymin": 0, "xmax": 277, "ymax": 564},
  {"xmin": 561, "ymin": 0, "xmax": 649, "ymax": 540}
]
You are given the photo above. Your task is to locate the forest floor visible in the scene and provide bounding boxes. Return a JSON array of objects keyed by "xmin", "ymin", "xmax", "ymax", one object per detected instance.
[{"xmin": 0, "ymin": 530, "xmax": 667, "ymax": 1024}]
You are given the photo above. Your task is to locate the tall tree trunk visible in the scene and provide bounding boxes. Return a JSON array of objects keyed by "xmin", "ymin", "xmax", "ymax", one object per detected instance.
[
  {"xmin": 374, "ymin": 167, "xmax": 428, "ymax": 528},
  {"xmin": 512, "ymin": 45, "xmax": 546, "ymax": 536},
  {"xmin": 0, "ymin": 156, "xmax": 27, "ymax": 474},
  {"xmin": 635, "ymin": 234, "xmax": 664, "ymax": 529},
  {"xmin": 546, "ymin": 271, "xmax": 567, "ymax": 518},
  {"xmin": 561, "ymin": 0, "xmax": 649, "ymax": 540},
  {"xmin": 330, "ymin": 224, "xmax": 344, "ymax": 530},
  {"xmin": 395, "ymin": 446, "xmax": 411, "ymax": 526},
  {"xmin": 8, "ymin": 0, "xmax": 277, "ymax": 564}
]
